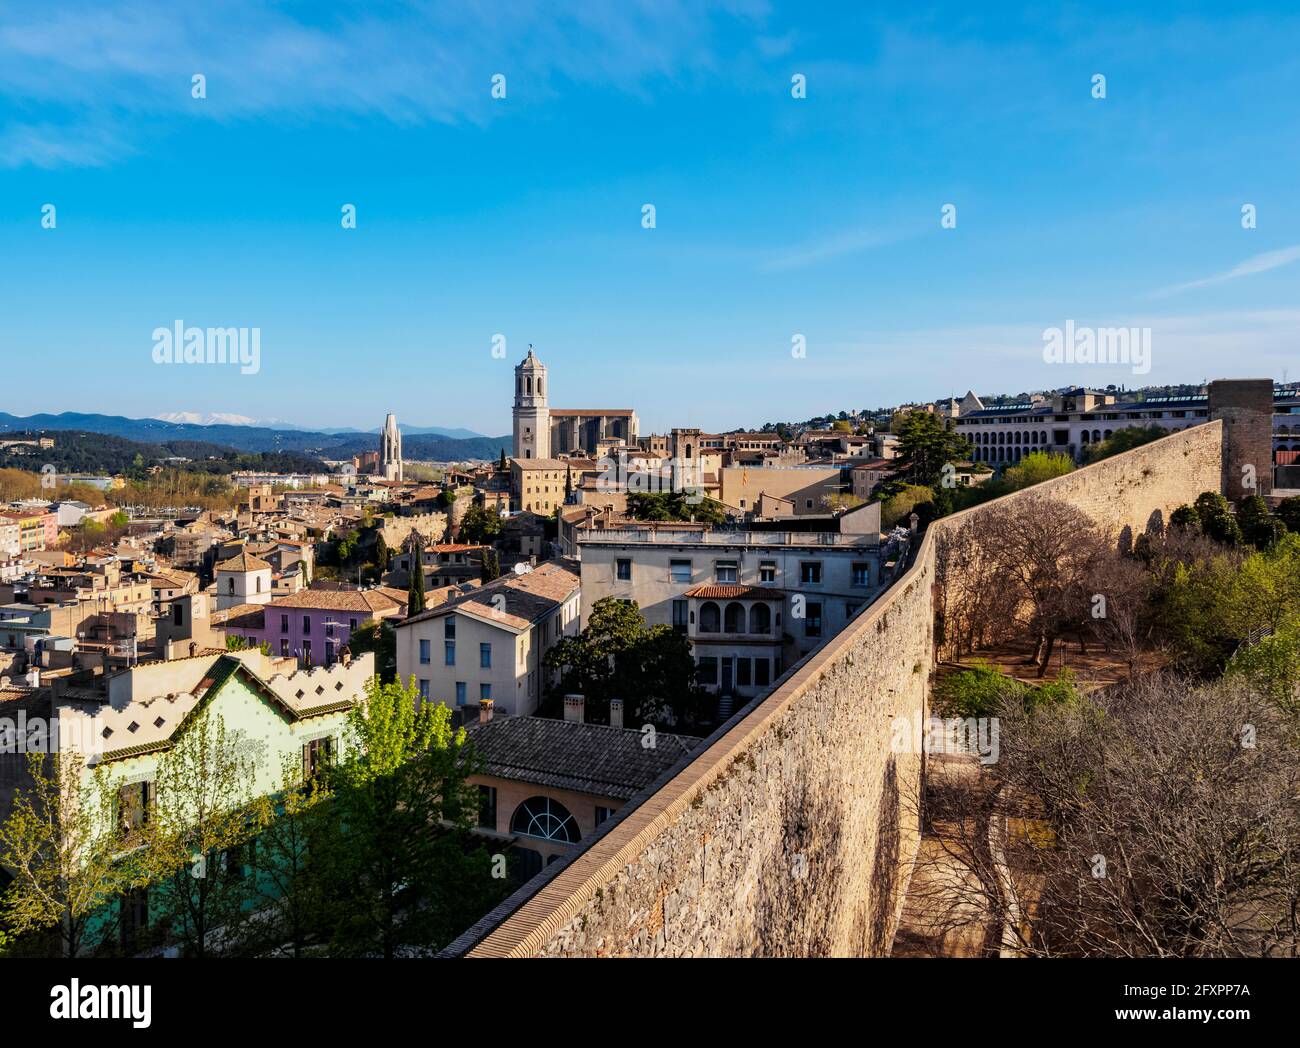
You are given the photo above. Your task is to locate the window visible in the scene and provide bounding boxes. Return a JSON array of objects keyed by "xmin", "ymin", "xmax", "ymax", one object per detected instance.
[
  {"xmin": 419, "ymin": 638, "xmax": 430, "ymax": 664},
  {"xmin": 737, "ymin": 658, "xmax": 752, "ymax": 687},
  {"xmin": 698, "ymin": 601, "xmax": 720, "ymax": 633},
  {"xmin": 595, "ymin": 806, "xmax": 615, "ymax": 827},
  {"xmin": 697, "ymin": 656, "xmax": 718, "ymax": 685},
  {"xmin": 455, "ymin": 681, "xmax": 467, "ymax": 706},
  {"xmin": 511, "ymin": 796, "xmax": 580, "ymax": 843},
  {"xmin": 445, "ymin": 618, "xmax": 456, "ymax": 639},
  {"xmin": 117, "ymin": 780, "xmax": 152, "ymax": 836},
  {"xmin": 715, "ymin": 561, "xmax": 737, "ymax": 583},
  {"xmin": 350, "ymin": 618, "xmax": 358, "ymax": 631},
  {"xmin": 302, "ymin": 639, "xmax": 312, "ymax": 662},
  {"xmin": 748, "ymin": 603, "xmax": 771, "ymax": 634},
  {"xmin": 804, "ymin": 601, "xmax": 823, "ymax": 638},
  {"xmin": 723, "ymin": 602, "xmax": 744, "ymax": 633},
  {"xmin": 227, "ymin": 578, "xmax": 235, "ymax": 595},
  {"xmin": 806, "ymin": 499, "xmax": 814, "ymax": 509},
  {"xmin": 418, "ymin": 679, "xmax": 430, "ymax": 701},
  {"xmin": 445, "ymin": 640, "xmax": 456, "ymax": 665},
  {"xmin": 302, "ymin": 615, "xmax": 311, "ymax": 634},
  {"xmin": 480, "ymin": 683, "xmax": 492, "ymax": 701},
  {"xmin": 280, "ymin": 614, "xmax": 289, "ymax": 634},
  {"xmin": 672, "ymin": 599, "xmax": 689, "ymax": 634},
  {"xmin": 478, "ymin": 785, "xmax": 498, "ymax": 829},
  {"xmin": 120, "ymin": 887, "xmax": 150, "ymax": 950},
  {"xmin": 616, "ymin": 558, "xmax": 632, "ymax": 581},
  {"xmin": 302, "ymin": 736, "xmax": 334, "ymax": 780},
  {"xmin": 670, "ymin": 560, "xmax": 692, "ymax": 584},
  {"xmin": 851, "ymin": 562, "xmax": 871, "ymax": 587},
  {"xmin": 755, "ymin": 659, "xmax": 770, "ymax": 686},
  {"xmin": 800, "ymin": 561, "xmax": 823, "ymax": 585},
  {"xmin": 279, "ymin": 639, "xmax": 289, "ymax": 656},
  {"xmin": 480, "ymin": 642, "xmax": 492, "ymax": 668},
  {"xmin": 759, "ymin": 561, "xmax": 776, "ymax": 584}
]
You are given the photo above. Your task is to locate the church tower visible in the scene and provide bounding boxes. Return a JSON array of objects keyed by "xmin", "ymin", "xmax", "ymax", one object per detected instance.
[
  {"xmin": 512, "ymin": 347, "xmax": 550, "ymax": 460},
  {"xmin": 380, "ymin": 412, "xmax": 403, "ymax": 481}
]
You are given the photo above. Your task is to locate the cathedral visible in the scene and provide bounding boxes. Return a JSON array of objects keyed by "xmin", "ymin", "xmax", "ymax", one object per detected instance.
[
  {"xmin": 379, "ymin": 412, "xmax": 403, "ymax": 481},
  {"xmin": 512, "ymin": 347, "xmax": 637, "ymax": 458}
]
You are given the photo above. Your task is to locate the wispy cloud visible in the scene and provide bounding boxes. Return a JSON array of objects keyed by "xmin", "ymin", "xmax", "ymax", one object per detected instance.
[
  {"xmin": 0, "ymin": 0, "xmax": 768, "ymax": 168},
  {"xmin": 1149, "ymin": 244, "xmax": 1300, "ymax": 298}
]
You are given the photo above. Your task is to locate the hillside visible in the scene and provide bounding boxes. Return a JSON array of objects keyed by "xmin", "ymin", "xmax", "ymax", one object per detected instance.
[{"xmin": 0, "ymin": 412, "xmax": 510, "ymax": 462}]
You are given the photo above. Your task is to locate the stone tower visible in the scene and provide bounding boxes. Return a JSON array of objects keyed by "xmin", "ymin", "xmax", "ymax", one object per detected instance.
[
  {"xmin": 380, "ymin": 412, "xmax": 403, "ymax": 481},
  {"xmin": 513, "ymin": 347, "xmax": 550, "ymax": 460}
]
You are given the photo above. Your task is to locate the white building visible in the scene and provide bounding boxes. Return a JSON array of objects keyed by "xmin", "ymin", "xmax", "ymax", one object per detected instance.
[
  {"xmin": 213, "ymin": 551, "xmax": 274, "ymax": 612},
  {"xmin": 394, "ymin": 559, "xmax": 581, "ymax": 718},
  {"xmin": 576, "ymin": 518, "xmax": 884, "ymax": 715}
]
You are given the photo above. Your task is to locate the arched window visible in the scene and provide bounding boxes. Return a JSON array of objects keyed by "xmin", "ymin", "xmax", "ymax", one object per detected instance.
[
  {"xmin": 511, "ymin": 796, "xmax": 580, "ymax": 844},
  {"xmin": 749, "ymin": 603, "xmax": 771, "ymax": 635},
  {"xmin": 1040, "ymin": 431, "xmax": 1047, "ymax": 444},
  {"xmin": 724, "ymin": 602, "xmax": 744, "ymax": 634},
  {"xmin": 537, "ymin": 379, "xmax": 544, "ymax": 397},
  {"xmin": 1081, "ymin": 431, "xmax": 1090, "ymax": 443},
  {"xmin": 699, "ymin": 602, "xmax": 720, "ymax": 633},
  {"xmin": 1092, "ymin": 430, "xmax": 1101, "ymax": 442},
  {"xmin": 685, "ymin": 444, "xmax": 693, "ymax": 459}
]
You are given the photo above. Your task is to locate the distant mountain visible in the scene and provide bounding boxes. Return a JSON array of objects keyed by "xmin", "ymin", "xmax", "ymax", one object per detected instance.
[
  {"xmin": 0, "ymin": 411, "xmax": 509, "ymax": 463},
  {"xmin": 155, "ymin": 411, "xmax": 307, "ymax": 428},
  {"xmin": 323, "ymin": 424, "xmax": 490, "ymax": 440}
]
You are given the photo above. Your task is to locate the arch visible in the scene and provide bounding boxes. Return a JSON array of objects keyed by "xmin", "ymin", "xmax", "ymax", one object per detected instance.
[
  {"xmin": 1080, "ymin": 431, "xmax": 1090, "ymax": 443},
  {"xmin": 1092, "ymin": 429, "xmax": 1101, "ymax": 442},
  {"xmin": 723, "ymin": 602, "xmax": 744, "ymax": 634},
  {"xmin": 510, "ymin": 796, "xmax": 580, "ymax": 844},
  {"xmin": 684, "ymin": 443, "xmax": 694, "ymax": 459},
  {"xmin": 748, "ymin": 603, "xmax": 771, "ymax": 635},
  {"xmin": 699, "ymin": 601, "xmax": 720, "ymax": 633}
]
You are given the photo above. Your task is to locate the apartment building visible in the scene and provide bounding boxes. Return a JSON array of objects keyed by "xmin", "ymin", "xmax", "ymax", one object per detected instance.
[
  {"xmin": 217, "ymin": 587, "xmax": 404, "ymax": 666},
  {"xmin": 393, "ymin": 559, "xmax": 580, "ymax": 718},
  {"xmin": 511, "ymin": 458, "xmax": 597, "ymax": 514},
  {"xmin": 577, "ymin": 522, "xmax": 884, "ymax": 711}
]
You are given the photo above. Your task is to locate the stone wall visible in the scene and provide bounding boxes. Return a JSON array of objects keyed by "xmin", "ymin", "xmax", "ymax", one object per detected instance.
[{"xmin": 448, "ymin": 405, "xmax": 1250, "ymax": 958}]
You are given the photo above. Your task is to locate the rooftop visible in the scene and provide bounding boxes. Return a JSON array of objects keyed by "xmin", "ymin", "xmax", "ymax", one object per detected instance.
[{"xmin": 464, "ymin": 715, "xmax": 700, "ymax": 800}]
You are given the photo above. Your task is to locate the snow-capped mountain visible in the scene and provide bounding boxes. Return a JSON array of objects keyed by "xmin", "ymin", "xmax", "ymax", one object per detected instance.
[{"xmin": 154, "ymin": 412, "xmax": 303, "ymax": 428}]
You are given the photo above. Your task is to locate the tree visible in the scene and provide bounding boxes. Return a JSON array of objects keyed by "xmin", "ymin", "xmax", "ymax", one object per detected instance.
[
  {"xmin": 893, "ymin": 411, "xmax": 968, "ymax": 486},
  {"xmin": 902, "ymin": 673, "xmax": 1300, "ymax": 957},
  {"xmin": 1279, "ymin": 496, "xmax": 1300, "ymax": 534},
  {"xmin": 406, "ymin": 533, "xmax": 426, "ymax": 616},
  {"xmin": 626, "ymin": 491, "xmax": 726, "ymax": 525},
  {"xmin": 137, "ymin": 710, "xmax": 267, "ymax": 957},
  {"xmin": 239, "ymin": 758, "xmax": 331, "ymax": 958},
  {"xmin": 373, "ymin": 532, "xmax": 390, "ymax": 574},
  {"xmin": 564, "ymin": 466, "xmax": 573, "ymax": 500},
  {"xmin": 480, "ymin": 548, "xmax": 501, "ymax": 583},
  {"xmin": 0, "ymin": 752, "xmax": 129, "ymax": 957},
  {"xmin": 1237, "ymin": 495, "xmax": 1285, "ymax": 549},
  {"xmin": 458, "ymin": 504, "xmax": 503, "ymax": 545},
  {"xmin": 312, "ymin": 676, "xmax": 501, "ymax": 957},
  {"xmin": 1082, "ymin": 425, "xmax": 1166, "ymax": 463},
  {"xmin": 498, "ymin": 449, "xmax": 508, "ymax": 474},
  {"xmin": 878, "ymin": 483, "xmax": 935, "ymax": 529},
  {"xmin": 543, "ymin": 598, "xmax": 712, "ymax": 731},
  {"xmin": 346, "ymin": 619, "xmax": 397, "ymax": 682}
]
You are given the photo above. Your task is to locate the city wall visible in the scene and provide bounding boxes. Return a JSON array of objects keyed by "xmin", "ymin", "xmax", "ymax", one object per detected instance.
[{"xmin": 449, "ymin": 386, "xmax": 1259, "ymax": 957}]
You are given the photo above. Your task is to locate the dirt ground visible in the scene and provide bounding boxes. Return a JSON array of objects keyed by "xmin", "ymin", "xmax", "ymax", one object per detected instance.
[{"xmin": 938, "ymin": 636, "xmax": 1165, "ymax": 691}]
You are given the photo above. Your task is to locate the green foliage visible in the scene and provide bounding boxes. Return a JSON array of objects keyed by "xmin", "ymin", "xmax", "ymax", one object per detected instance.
[
  {"xmin": 346, "ymin": 619, "xmax": 397, "ymax": 682},
  {"xmin": 407, "ymin": 541, "xmax": 426, "ymax": 616},
  {"xmin": 481, "ymin": 547, "xmax": 501, "ymax": 583},
  {"xmin": 224, "ymin": 634, "xmax": 272, "ymax": 656},
  {"xmin": 458, "ymin": 503, "xmax": 503, "ymax": 545},
  {"xmin": 879, "ymin": 483, "xmax": 935, "ymax": 529},
  {"xmin": 543, "ymin": 597, "xmax": 712, "ymax": 731},
  {"xmin": 1279, "ymin": 496, "xmax": 1300, "ymax": 534},
  {"xmin": 0, "ymin": 753, "xmax": 129, "ymax": 957},
  {"xmin": 1170, "ymin": 504, "xmax": 1201, "ymax": 531},
  {"xmin": 1226, "ymin": 622, "xmax": 1300, "ymax": 719},
  {"xmin": 934, "ymin": 662, "xmax": 1080, "ymax": 717},
  {"xmin": 1082, "ymin": 425, "xmax": 1167, "ymax": 463},
  {"xmin": 312, "ymin": 677, "xmax": 506, "ymax": 956},
  {"xmin": 626, "ymin": 490, "xmax": 727, "ymax": 524},
  {"xmin": 893, "ymin": 411, "xmax": 969, "ymax": 486}
]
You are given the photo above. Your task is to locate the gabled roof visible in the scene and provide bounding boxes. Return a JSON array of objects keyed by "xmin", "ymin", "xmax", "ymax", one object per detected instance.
[
  {"xmin": 215, "ymin": 551, "xmax": 272, "ymax": 573},
  {"xmin": 464, "ymin": 716, "xmax": 700, "ymax": 800},
  {"xmin": 398, "ymin": 559, "xmax": 579, "ymax": 633}
]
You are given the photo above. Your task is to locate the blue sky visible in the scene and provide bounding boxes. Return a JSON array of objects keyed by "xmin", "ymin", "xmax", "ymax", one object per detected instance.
[{"xmin": 2, "ymin": 1, "xmax": 1299, "ymax": 436}]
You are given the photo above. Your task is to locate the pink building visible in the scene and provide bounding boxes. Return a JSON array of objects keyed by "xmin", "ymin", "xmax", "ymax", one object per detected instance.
[{"xmin": 218, "ymin": 588, "xmax": 406, "ymax": 666}]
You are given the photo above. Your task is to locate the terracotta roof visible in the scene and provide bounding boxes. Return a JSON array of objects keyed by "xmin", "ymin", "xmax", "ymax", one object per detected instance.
[
  {"xmin": 399, "ymin": 559, "xmax": 579, "ymax": 632},
  {"xmin": 215, "ymin": 551, "xmax": 272, "ymax": 572},
  {"xmin": 682, "ymin": 584, "xmax": 785, "ymax": 600},
  {"xmin": 212, "ymin": 603, "xmax": 266, "ymax": 629},
  {"xmin": 464, "ymin": 716, "xmax": 700, "ymax": 800},
  {"xmin": 268, "ymin": 589, "xmax": 402, "ymax": 614}
]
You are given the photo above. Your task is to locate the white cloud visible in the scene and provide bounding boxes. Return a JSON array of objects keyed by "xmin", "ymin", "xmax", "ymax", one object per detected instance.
[{"xmin": 1149, "ymin": 245, "xmax": 1300, "ymax": 298}]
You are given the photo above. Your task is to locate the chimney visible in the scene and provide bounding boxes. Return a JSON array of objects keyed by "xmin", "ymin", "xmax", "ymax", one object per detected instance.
[
  {"xmin": 609, "ymin": 697, "xmax": 623, "ymax": 730},
  {"xmin": 564, "ymin": 693, "xmax": 585, "ymax": 724},
  {"xmin": 478, "ymin": 698, "xmax": 494, "ymax": 724},
  {"xmin": 164, "ymin": 638, "xmax": 175, "ymax": 661},
  {"xmin": 188, "ymin": 641, "xmax": 197, "ymax": 657}
]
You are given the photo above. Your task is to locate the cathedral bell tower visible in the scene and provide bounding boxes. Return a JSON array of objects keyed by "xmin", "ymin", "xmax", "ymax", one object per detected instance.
[{"xmin": 512, "ymin": 346, "xmax": 550, "ymax": 460}]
